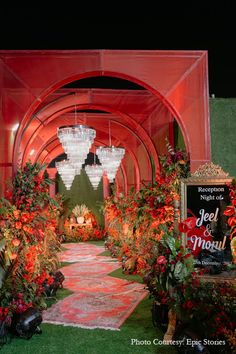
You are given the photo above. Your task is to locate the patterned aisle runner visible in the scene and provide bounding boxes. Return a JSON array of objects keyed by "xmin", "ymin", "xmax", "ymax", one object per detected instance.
[{"xmin": 43, "ymin": 243, "xmax": 148, "ymax": 330}]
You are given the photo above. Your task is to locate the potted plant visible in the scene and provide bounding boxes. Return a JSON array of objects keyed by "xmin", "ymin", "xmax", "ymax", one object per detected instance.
[
  {"xmin": 143, "ymin": 231, "xmax": 194, "ymax": 329},
  {"xmin": 72, "ymin": 204, "xmax": 90, "ymax": 224}
]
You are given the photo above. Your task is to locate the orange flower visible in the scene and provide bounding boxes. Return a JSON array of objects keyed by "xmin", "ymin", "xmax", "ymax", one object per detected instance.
[
  {"xmin": 15, "ymin": 221, "xmax": 22, "ymax": 229},
  {"xmin": 10, "ymin": 253, "xmax": 17, "ymax": 260},
  {"xmin": 23, "ymin": 225, "xmax": 33, "ymax": 234},
  {"xmin": 13, "ymin": 210, "xmax": 20, "ymax": 219},
  {"xmin": 151, "ymin": 220, "xmax": 160, "ymax": 228},
  {"xmin": 12, "ymin": 238, "xmax": 20, "ymax": 247},
  {"xmin": 25, "ymin": 261, "xmax": 35, "ymax": 273},
  {"xmin": 123, "ymin": 223, "xmax": 129, "ymax": 235}
]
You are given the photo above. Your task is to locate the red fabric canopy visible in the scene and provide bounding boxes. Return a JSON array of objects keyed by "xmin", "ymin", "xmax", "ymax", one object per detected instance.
[{"xmin": 0, "ymin": 50, "xmax": 210, "ymax": 194}]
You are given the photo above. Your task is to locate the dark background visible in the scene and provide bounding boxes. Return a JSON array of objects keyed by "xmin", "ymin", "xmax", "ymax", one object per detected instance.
[{"xmin": 1, "ymin": 6, "xmax": 235, "ymax": 97}]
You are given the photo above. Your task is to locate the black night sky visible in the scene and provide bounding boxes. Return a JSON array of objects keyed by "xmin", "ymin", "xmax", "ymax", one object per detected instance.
[{"xmin": 1, "ymin": 6, "xmax": 236, "ymax": 98}]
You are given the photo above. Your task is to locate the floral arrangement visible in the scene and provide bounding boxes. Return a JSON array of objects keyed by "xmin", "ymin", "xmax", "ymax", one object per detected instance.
[
  {"xmin": 7, "ymin": 161, "xmax": 53, "ymax": 212},
  {"xmin": 103, "ymin": 141, "xmax": 236, "ymax": 348},
  {"xmin": 64, "ymin": 210, "xmax": 104, "ymax": 242},
  {"xmin": 224, "ymin": 178, "xmax": 236, "ymax": 264},
  {"xmin": 0, "ymin": 161, "xmax": 61, "ymax": 331},
  {"xmin": 144, "ymin": 233, "xmax": 194, "ymax": 306},
  {"xmin": 104, "ymin": 141, "xmax": 190, "ymax": 275},
  {"xmin": 176, "ymin": 278, "xmax": 236, "ymax": 350},
  {"xmin": 63, "ymin": 225, "xmax": 104, "ymax": 242},
  {"xmin": 158, "ymin": 138, "xmax": 190, "ymax": 191},
  {"xmin": 72, "ymin": 204, "xmax": 90, "ymax": 218}
]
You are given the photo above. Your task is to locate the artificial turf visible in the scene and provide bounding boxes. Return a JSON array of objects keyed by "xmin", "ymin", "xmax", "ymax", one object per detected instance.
[
  {"xmin": 1, "ymin": 242, "xmax": 177, "ymax": 354},
  {"xmin": 2, "ymin": 295, "xmax": 177, "ymax": 354}
]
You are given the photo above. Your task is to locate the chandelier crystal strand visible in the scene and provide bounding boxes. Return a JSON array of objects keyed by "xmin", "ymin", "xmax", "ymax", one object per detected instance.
[
  {"xmin": 57, "ymin": 124, "xmax": 96, "ymax": 175},
  {"xmin": 85, "ymin": 150, "xmax": 103, "ymax": 190},
  {"xmin": 96, "ymin": 146, "xmax": 125, "ymax": 182},
  {"xmin": 85, "ymin": 164, "xmax": 104, "ymax": 189},
  {"xmin": 55, "ymin": 160, "xmax": 76, "ymax": 190}
]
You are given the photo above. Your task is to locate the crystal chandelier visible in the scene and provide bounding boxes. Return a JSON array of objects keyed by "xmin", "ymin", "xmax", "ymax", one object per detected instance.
[
  {"xmin": 96, "ymin": 146, "xmax": 125, "ymax": 182},
  {"xmin": 85, "ymin": 163, "xmax": 104, "ymax": 190},
  {"xmin": 55, "ymin": 160, "xmax": 76, "ymax": 190},
  {"xmin": 57, "ymin": 110, "xmax": 96, "ymax": 176},
  {"xmin": 96, "ymin": 121, "xmax": 125, "ymax": 183}
]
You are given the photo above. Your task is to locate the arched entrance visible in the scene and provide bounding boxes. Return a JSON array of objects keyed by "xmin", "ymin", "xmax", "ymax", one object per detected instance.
[{"xmin": 0, "ymin": 50, "xmax": 210, "ymax": 196}]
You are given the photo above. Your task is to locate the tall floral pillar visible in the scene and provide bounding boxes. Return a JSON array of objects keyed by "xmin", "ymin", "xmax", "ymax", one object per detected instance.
[
  {"xmin": 103, "ymin": 175, "xmax": 110, "ymax": 199},
  {"xmin": 46, "ymin": 168, "xmax": 57, "ymax": 198},
  {"xmin": 103, "ymin": 175, "xmax": 110, "ymax": 229}
]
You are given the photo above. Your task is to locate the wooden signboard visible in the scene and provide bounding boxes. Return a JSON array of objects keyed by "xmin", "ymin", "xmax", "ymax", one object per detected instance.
[{"xmin": 181, "ymin": 177, "xmax": 233, "ymax": 275}]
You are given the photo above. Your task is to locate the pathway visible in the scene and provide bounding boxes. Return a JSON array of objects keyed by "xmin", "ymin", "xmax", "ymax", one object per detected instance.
[{"xmin": 43, "ymin": 243, "xmax": 148, "ymax": 330}]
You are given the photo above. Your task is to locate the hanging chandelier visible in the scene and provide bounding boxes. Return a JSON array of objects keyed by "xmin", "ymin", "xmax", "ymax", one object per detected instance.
[
  {"xmin": 57, "ymin": 108, "xmax": 96, "ymax": 176},
  {"xmin": 55, "ymin": 160, "xmax": 76, "ymax": 190},
  {"xmin": 96, "ymin": 121, "xmax": 125, "ymax": 183},
  {"xmin": 85, "ymin": 164, "xmax": 104, "ymax": 190},
  {"xmin": 96, "ymin": 146, "xmax": 125, "ymax": 182}
]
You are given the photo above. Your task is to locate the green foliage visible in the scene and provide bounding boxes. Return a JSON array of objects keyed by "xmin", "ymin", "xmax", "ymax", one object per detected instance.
[
  {"xmin": 145, "ymin": 233, "xmax": 194, "ymax": 305},
  {"xmin": 11, "ymin": 161, "xmax": 59, "ymax": 212},
  {"xmin": 210, "ymin": 98, "xmax": 236, "ymax": 176}
]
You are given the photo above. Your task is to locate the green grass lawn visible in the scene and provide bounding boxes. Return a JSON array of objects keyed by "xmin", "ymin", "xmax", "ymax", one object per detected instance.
[
  {"xmin": 97, "ymin": 250, "xmax": 110, "ymax": 257},
  {"xmin": 2, "ymin": 295, "xmax": 177, "ymax": 354},
  {"xmin": 1, "ymin": 243, "xmax": 177, "ymax": 354},
  {"xmin": 87, "ymin": 240, "xmax": 105, "ymax": 246},
  {"xmin": 109, "ymin": 267, "xmax": 143, "ymax": 284}
]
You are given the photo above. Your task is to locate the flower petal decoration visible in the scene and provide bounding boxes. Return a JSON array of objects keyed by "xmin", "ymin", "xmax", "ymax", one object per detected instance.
[
  {"xmin": 224, "ymin": 205, "xmax": 235, "ymax": 216},
  {"xmin": 228, "ymin": 216, "xmax": 236, "ymax": 228}
]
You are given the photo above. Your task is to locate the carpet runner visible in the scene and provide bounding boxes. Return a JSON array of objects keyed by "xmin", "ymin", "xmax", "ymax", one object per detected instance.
[{"xmin": 43, "ymin": 243, "xmax": 148, "ymax": 330}]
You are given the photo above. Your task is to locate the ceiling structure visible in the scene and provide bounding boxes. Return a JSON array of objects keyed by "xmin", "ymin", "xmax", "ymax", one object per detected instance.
[{"xmin": 0, "ymin": 50, "xmax": 210, "ymax": 195}]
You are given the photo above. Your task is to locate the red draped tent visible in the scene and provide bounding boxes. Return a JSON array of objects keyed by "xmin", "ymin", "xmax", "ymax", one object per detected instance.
[{"xmin": 0, "ymin": 50, "xmax": 210, "ymax": 195}]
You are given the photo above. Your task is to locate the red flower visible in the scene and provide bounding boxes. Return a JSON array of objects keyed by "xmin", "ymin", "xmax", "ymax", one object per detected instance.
[
  {"xmin": 161, "ymin": 297, "xmax": 168, "ymax": 304},
  {"xmin": 157, "ymin": 255, "xmax": 167, "ymax": 265},
  {"xmin": 230, "ymin": 227, "xmax": 236, "ymax": 240},
  {"xmin": 151, "ymin": 210, "xmax": 158, "ymax": 218},
  {"xmin": 179, "ymin": 217, "xmax": 197, "ymax": 233},
  {"xmin": 184, "ymin": 217, "xmax": 197, "ymax": 230},
  {"xmin": 184, "ymin": 253, "xmax": 191, "ymax": 259},
  {"xmin": 5, "ymin": 190, "xmax": 12, "ymax": 200},
  {"xmin": 159, "ymin": 265, "xmax": 166, "ymax": 273},
  {"xmin": 15, "ymin": 221, "xmax": 22, "ymax": 229},
  {"xmin": 228, "ymin": 216, "xmax": 236, "ymax": 227},
  {"xmin": 224, "ymin": 205, "xmax": 235, "ymax": 216},
  {"xmin": 179, "ymin": 222, "xmax": 189, "ymax": 233},
  {"xmin": 21, "ymin": 212, "xmax": 30, "ymax": 223},
  {"xmin": 183, "ymin": 300, "xmax": 194, "ymax": 310}
]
